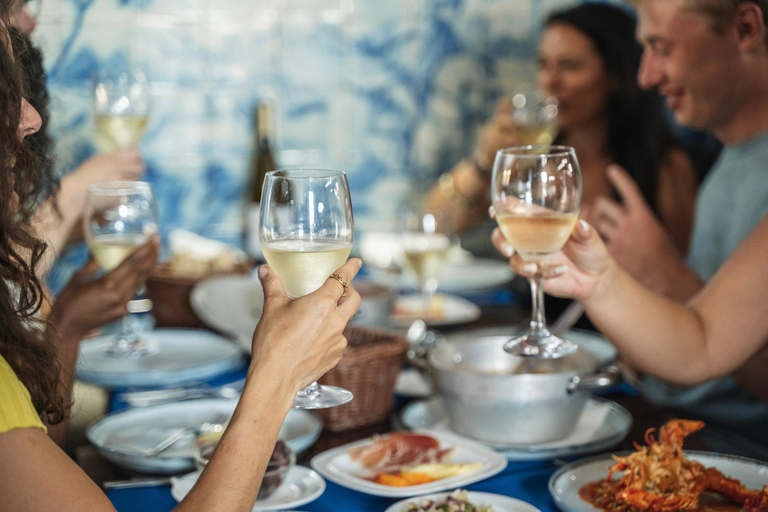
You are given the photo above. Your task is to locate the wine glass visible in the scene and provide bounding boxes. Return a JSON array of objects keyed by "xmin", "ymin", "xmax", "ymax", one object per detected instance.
[
  {"xmin": 259, "ymin": 169, "xmax": 354, "ymax": 409},
  {"xmin": 93, "ymin": 67, "xmax": 151, "ymax": 152},
  {"xmin": 84, "ymin": 182, "xmax": 159, "ymax": 357},
  {"xmin": 492, "ymin": 146, "xmax": 582, "ymax": 358},
  {"xmin": 510, "ymin": 86, "xmax": 559, "ymax": 146},
  {"xmin": 401, "ymin": 209, "xmax": 454, "ymax": 322}
]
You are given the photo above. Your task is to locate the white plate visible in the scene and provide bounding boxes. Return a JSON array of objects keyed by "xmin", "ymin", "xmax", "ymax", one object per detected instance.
[
  {"xmin": 401, "ymin": 398, "xmax": 631, "ymax": 461},
  {"xmin": 171, "ymin": 466, "xmax": 325, "ymax": 511},
  {"xmin": 391, "ymin": 293, "xmax": 481, "ymax": 327},
  {"xmin": 87, "ymin": 399, "xmax": 322, "ymax": 474},
  {"xmin": 549, "ymin": 451, "xmax": 768, "ymax": 512},
  {"xmin": 368, "ymin": 258, "xmax": 514, "ymax": 293},
  {"xmin": 190, "ymin": 274, "xmax": 264, "ymax": 351},
  {"xmin": 394, "ymin": 367, "xmax": 433, "ymax": 398},
  {"xmin": 310, "ymin": 430, "xmax": 507, "ymax": 497},
  {"xmin": 385, "ymin": 491, "xmax": 541, "ymax": 512},
  {"xmin": 77, "ymin": 329, "xmax": 246, "ymax": 389}
]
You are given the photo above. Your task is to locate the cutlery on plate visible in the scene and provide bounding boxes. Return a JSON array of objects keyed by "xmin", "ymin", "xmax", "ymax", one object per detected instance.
[
  {"xmin": 139, "ymin": 412, "xmax": 230, "ymax": 457},
  {"xmin": 103, "ymin": 477, "xmax": 172, "ymax": 490},
  {"xmin": 119, "ymin": 379, "xmax": 245, "ymax": 407},
  {"xmin": 551, "ymin": 301, "xmax": 584, "ymax": 336}
]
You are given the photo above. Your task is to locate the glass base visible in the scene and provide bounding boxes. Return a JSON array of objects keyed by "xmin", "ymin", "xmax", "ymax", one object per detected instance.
[
  {"xmin": 104, "ymin": 338, "xmax": 158, "ymax": 358},
  {"xmin": 292, "ymin": 385, "xmax": 353, "ymax": 409},
  {"xmin": 503, "ymin": 331, "xmax": 578, "ymax": 359}
]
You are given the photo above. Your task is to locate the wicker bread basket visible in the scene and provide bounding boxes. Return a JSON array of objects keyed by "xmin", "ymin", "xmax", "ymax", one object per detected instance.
[
  {"xmin": 317, "ymin": 325, "xmax": 409, "ymax": 432},
  {"xmin": 145, "ymin": 263, "xmax": 250, "ymax": 328}
]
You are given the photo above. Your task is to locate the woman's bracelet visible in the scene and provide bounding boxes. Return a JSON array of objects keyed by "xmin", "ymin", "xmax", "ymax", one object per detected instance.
[{"xmin": 438, "ymin": 172, "xmax": 475, "ymax": 211}]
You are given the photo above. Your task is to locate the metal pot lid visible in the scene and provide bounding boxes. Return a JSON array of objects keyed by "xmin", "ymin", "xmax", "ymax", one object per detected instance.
[{"xmin": 430, "ymin": 327, "xmax": 616, "ymax": 376}]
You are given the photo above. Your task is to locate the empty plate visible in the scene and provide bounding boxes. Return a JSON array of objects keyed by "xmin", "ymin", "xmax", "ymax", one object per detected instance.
[
  {"xmin": 77, "ymin": 329, "xmax": 246, "ymax": 389},
  {"xmin": 190, "ymin": 274, "xmax": 264, "ymax": 351}
]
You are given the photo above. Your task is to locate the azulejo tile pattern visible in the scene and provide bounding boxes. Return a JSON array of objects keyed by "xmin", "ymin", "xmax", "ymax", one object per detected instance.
[{"xmin": 37, "ymin": 0, "xmax": 618, "ymax": 290}]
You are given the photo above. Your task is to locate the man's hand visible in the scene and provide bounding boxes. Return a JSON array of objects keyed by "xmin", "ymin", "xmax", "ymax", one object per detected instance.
[{"xmin": 589, "ymin": 165, "xmax": 685, "ymax": 293}]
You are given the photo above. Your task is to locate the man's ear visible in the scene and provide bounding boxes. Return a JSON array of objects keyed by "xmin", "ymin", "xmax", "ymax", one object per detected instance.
[{"xmin": 734, "ymin": 2, "xmax": 766, "ymax": 53}]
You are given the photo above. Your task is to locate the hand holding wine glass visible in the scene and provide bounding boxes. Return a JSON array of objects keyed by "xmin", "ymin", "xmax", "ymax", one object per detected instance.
[
  {"xmin": 475, "ymin": 89, "xmax": 558, "ymax": 172},
  {"xmin": 259, "ymin": 169, "xmax": 355, "ymax": 408},
  {"xmin": 509, "ymin": 86, "xmax": 559, "ymax": 146},
  {"xmin": 93, "ymin": 67, "xmax": 151, "ymax": 152},
  {"xmin": 492, "ymin": 146, "xmax": 581, "ymax": 358},
  {"xmin": 83, "ymin": 181, "xmax": 159, "ymax": 357}
]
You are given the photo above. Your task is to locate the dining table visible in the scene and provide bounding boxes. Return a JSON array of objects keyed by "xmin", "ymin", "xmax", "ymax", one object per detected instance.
[{"xmin": 84, "ymin": 281, "xmax": 709, "ymax": 512}]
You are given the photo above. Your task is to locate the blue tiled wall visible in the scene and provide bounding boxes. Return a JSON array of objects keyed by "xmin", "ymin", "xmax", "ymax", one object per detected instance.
[{"xmin": 36, "ymin": 0, "xmax": 619, "ymax": 288}]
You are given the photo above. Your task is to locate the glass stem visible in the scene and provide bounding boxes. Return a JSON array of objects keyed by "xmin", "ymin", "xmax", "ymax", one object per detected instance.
[
  {"xmin": 297, "ymin": 382, "xmax": 321, "ymax": 398},
  {"xmin": 120, "ymin": 313, "xmax": 137, "ymax": 345},
  {"xmin": 529, "ymin": 262, "xmax": 550, "ymax": 336}
]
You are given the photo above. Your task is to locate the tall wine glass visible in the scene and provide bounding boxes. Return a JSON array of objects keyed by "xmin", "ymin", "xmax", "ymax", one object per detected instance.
[
  {"xmin": 510, "ymin": 86, "xmax": 559, "ymax": 146},
  {"xmin": 93, "ymin": 68, "xmax": 151, "ymax": 152},
  {"xmin": 260, "ymin": 169, "xmax": 354, "ymax": 409},
  {"xmin": 84, "ymin": 182, "xmax": 159, "ymax": 357},
  {"xmin": 401, "ymin": 209, "xmax": 454, "ymax": 322},
  {"xmin": 492, "ymin": 146, "xmax": 581, "ymax": 358}
]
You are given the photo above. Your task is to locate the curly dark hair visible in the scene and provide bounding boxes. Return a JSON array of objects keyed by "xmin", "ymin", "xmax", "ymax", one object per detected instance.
[
  {"xmin": 11, "ymin": 25, "xmax": 57, "ymax": 203},
  {"xmin": 0, "ymin": 4, "xmax": 66, "ymax": 424}
]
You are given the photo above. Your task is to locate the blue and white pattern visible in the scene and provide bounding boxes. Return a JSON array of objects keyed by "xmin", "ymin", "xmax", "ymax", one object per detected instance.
[{"xmin": 35, "ymin": 0, "xmax": 618, "ymax": 289}]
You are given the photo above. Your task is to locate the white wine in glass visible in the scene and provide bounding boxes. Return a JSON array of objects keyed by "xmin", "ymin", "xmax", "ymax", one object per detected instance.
[
  {"xmin": 492, "ymin": 146, "xmax": 581, "ymax": 358},
  {"xmin": 94, "ymin": 115, "xmax": 149, "ymax": 150},
  {"xmin": 511, "ymin": 88, "xmax": 559, "ymax": 146},
  {"xmin": 84, "ymin": 182, "xmax": 158, "ymax": 358},
  {"xmin": 401, "ymin": 210, "xmax": 454, "ymax": 321},
  {"xmin": 496, "ymin": 212, "xmax": 578, "ymax": 262},
  {"xmin": 260, "ymin": 169, "xmax": 354, "ymax": 409},
  {"xmin": 261, "ymin": 239, "xmax": 351, "ymax": 298},
  {"xmin": 93, "ymin": 68, "xmax": 151, "ymax": 152}
]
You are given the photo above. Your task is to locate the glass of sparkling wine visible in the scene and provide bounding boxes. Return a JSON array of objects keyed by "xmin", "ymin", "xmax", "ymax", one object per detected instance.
[
  {"xmin": 492, "ymin": 146, "xmax": 581, "ymax": 358},
  {"xmin": 511, "ymin": 87, "xmax": 559, "ymax": 146},
  {"xmin": 402, "ymin": 209, "xmax": 454, "ymax": 322},
  {"xmin": 84, "ymin": 182, "xmax": 158, "ymax": 357},
  {"xmin": 260, "ymin": 169, "xmax": 354, "ymax": 409},
  {"xmin": 93, "ymin": 68, "xmax": 151, "ymax": 152}
]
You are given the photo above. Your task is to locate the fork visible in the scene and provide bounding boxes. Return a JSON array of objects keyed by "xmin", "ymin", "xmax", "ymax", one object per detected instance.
[{"xmin": 140, "ymin": 412, "xmax": 229, "ymax": 457}]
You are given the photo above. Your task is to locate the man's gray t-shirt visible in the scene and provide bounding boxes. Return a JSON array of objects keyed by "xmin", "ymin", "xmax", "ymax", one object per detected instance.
[{"xmin": 643, "ymin": 130, "xmax": 768, "ymax": 460}]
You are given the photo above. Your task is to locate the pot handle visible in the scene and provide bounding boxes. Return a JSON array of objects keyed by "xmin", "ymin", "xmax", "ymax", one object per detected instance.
[{"xmin": 566, "ymin": 365, "xmax": 623, "ymax": 394}]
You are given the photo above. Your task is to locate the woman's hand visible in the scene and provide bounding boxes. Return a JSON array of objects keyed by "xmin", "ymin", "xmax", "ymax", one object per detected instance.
[
  {"xmin": 475, "ymin": 99, "xmax": 524, "ymax": 170},
  {"xmin": 51, "ymin": 237, "xmax": 159, "ymax": 340},
  {"xmin": 491, "ymin": 220, "xmax": 615, "ymax": 303},
  {"xmin": 249, "ymin": 258, "xmax": 363, "ymax": 393}
]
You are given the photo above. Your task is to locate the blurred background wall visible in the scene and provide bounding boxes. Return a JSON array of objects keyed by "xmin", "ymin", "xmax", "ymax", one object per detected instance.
[{"xmin": 36, "ymin": 0, "xmax": 622, "ymax": 287}]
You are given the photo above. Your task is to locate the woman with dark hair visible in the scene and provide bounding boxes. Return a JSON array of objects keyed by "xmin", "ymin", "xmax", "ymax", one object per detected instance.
[
  {"xmin": 427, "ymin": 2, "xmax": 700, "ymax": 285},
  {"xmin": 0, "ymin": 3, "xmax": 363, "ymax": 508}
]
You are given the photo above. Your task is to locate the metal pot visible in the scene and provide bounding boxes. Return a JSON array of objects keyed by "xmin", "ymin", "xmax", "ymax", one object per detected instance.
[{"xmin": 411, "ymin": 327, "xmax": 621, "ymax": 446}]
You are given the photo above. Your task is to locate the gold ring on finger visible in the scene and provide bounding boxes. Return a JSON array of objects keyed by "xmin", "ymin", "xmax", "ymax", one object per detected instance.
[{"xmin": 329, "ymin": 273, "xmax": 348, "ymax": 298}]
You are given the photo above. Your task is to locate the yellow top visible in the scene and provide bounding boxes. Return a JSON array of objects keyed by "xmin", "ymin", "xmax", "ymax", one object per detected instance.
[{"xmin": 0, "ymin": 354, "xmax": 46, "ymax": 434}]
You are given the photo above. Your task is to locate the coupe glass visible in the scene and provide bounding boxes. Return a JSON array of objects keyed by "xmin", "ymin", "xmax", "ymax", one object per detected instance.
[
  {"xmin": 510, "ymin": 86, "xmax": 559, "ymax": 146},
  {"xmin": 260, "ymin": 169, "xmax": 354, "ymax": 409},
  {"xmin": 84, "ymin": 182, "xmax": 159, "ymax": 357},
  {"xmin": 401, "ymin": 209, "xmax": 454, "ymax": 322},
  {"xmin": 492, "ymin": 146, "xmax": 582, "ymax": 358},
  {"xmin": 93, "ymin": 67, "xmax": 151, "ymax": 152}
]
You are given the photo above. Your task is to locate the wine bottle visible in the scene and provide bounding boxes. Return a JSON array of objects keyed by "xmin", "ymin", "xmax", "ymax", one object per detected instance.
[{"xmin": 244, "ymin": 101, "xmax": 276, "ymax": 259}]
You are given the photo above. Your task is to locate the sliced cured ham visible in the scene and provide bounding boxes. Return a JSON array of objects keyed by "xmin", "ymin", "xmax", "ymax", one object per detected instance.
[{"xmin": 348, "ymin": 432, "xmax": 455, "ymax": 472}]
